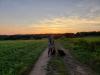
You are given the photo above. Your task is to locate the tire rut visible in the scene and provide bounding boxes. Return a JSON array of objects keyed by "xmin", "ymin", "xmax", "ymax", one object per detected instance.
[{"xmin": 29, "ymin": 48, "xmax": 50, "ymax": 75}]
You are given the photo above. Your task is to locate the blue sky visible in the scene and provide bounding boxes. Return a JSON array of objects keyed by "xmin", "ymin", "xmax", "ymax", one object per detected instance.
[{"xmin": 0, "ymin": 0, "xmax": 100, "ymax": 34}]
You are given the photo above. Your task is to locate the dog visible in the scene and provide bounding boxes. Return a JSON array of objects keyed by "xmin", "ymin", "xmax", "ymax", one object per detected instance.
[{"xmin": 57, "ymin": 49, "xmax": 66, "ymax": 57}]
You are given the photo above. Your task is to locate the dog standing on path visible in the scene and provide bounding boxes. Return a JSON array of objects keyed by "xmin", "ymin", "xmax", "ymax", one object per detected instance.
[{"xmin": 57, "ymin": 49, "xmax": 66, "ymax": 57}]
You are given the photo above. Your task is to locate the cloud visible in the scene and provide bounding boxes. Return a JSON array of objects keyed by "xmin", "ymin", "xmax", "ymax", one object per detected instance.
[{"xmin": 29, "ymin": 17, "xmax": 100, "ymax": 33}]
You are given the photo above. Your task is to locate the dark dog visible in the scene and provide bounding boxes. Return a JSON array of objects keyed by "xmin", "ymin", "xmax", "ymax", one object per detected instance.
[{"xmin": 58, "ymin": 49, "xmax": 66, "ymax": 57}]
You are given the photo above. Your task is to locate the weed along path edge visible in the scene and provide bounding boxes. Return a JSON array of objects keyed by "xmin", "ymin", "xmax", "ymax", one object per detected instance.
[{"xmin": 29, "ymin": 48, "xmax": 50, "ymax": 75}]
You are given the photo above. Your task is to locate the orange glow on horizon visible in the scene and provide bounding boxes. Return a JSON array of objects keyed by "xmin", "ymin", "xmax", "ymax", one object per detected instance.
[{"xmin": 0, "ymin": 17, "xmax": 100, "ymax": 35}]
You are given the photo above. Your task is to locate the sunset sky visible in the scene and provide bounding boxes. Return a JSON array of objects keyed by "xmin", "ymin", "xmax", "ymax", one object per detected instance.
[{"xmin": 0, "ymin": 0, "xmax": 100, "ymax": 35}]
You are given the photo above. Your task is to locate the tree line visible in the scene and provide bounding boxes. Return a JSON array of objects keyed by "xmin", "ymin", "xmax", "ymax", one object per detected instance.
[{"xmin": 0, "ymin": 31, "xmax": 100, "ymax": 40}]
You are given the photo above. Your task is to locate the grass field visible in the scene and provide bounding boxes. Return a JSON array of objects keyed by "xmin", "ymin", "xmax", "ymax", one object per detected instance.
[
  {"xmin": 0, "ymin": 40, "xmax": 47, "ymax": 75},
  {"xmin": 72, "ymin": 36, "xmax": 100, "ymax": 42},
  {"xmin": 59, "ymin": 36, "xmax": 100, "ymax": 75}
]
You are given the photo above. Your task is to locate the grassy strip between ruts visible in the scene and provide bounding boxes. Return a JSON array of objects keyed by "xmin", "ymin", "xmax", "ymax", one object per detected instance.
[
  {"xmin": 46, "ymin": 56, "xmax": 68, "ymax": 75},
  {"xmin": 0, "ymin": 40, "xmax": 47, "ymax": 75},
  {"xmin": 58, "ymin": 37, "xmax": 100, "ymax": 75}
]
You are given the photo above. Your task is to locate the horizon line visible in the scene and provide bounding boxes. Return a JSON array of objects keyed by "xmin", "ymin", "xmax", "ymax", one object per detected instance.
[{"xmin": 0, "ymin": 31, "xmax": 100, "ymax": 35}]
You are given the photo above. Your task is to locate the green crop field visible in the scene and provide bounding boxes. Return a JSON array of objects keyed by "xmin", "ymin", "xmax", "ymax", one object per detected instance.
[
  {"xmin": 59, "ymin": 37, "xmax": 100, "ymax": 75},
  {"xmin": 0, "ymin": 40, "xmax": 47, "ymax": 75},
  {"xmin": 72, "ymin": 36, "xmax": 100, "ymax": 42}
]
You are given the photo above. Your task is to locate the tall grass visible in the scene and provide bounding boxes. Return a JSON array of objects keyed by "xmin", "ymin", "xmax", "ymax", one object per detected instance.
[
  {"xmin": 59, "ymin": 37, "xmax": 100, "ymax": 74},
  {"xmin": 0, "ymin": 40, "xmax": 47, "ymax": 75}
]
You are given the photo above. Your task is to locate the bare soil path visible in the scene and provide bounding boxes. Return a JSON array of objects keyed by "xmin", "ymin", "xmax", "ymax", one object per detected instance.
[
  {"xmin": 56, "ymin": 42, "xmax": 96, "ymax": 75},
  {"xmin": 29, "ymin": 42, "xmax": 96, "ymax": 75},
  {"xmin": 29, "ymin": 48, "xmax": 50, "ymax": 75}
]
